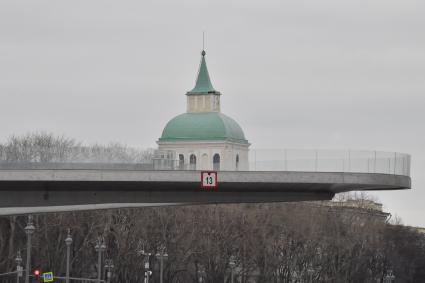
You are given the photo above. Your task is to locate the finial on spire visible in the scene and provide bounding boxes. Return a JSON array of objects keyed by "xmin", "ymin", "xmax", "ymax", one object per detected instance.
[{"xmin": 202, "ymin": 31, "xmax": 206, "ymax": 56}]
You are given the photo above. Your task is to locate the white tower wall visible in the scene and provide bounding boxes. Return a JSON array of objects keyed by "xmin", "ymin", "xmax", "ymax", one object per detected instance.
[{"xmin": 158, "ymin": 141, "xmax": 249, "ymax": 171}]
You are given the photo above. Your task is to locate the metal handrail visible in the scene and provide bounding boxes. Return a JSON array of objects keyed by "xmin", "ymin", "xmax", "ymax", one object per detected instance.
[
  {"xmin": 248, "ymin": 149, "xmax": 410, "ymax": 176},
  {"xmin": 0, "ymin": 149, "xmax": 411, "ymax": 176}
]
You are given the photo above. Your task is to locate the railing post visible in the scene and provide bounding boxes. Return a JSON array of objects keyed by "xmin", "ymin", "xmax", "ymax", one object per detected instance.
[
  {"xmin": 402, "ymin": 156, "xmax": 405, "ymax": 175},
  {"xmin": 408, "ymin": 155, "xmax": 411, "ymax": 175},
  {"xmin": 394, "ymin": 152, "xmax": 397, "ymax": 175},
  {"xmin": 348, "ymin": 150, "xmax": 351, "ymax": 172},
  {"xmin": 374, "ymin": 151, "xmax": 377, "ymax": 173}
]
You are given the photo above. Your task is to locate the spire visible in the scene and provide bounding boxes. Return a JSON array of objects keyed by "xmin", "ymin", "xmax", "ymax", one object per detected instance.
[{"xmin": 187, "ymin": 50, "xmax": 220, "ymax": 95}]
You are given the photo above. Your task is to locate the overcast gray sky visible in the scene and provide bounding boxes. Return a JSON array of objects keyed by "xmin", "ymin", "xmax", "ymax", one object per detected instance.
[{"xmin": 1, "ymin": 0, "xmax": 424, "ymax": 226}]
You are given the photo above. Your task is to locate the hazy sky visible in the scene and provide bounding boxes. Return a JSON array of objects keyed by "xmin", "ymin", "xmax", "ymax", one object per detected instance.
[{"xmin": 1, "ymin": 0, "xmax": 424, "ymax": 226}]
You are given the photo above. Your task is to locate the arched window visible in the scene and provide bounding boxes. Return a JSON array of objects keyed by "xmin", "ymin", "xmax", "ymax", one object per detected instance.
[
  {"xmin": 236, "ymin": 154, "xmax": 240, "ymax": 170},
  {"xmin": 189, "ymin": 154, "xmax": 197, "ymax": 170},
  {"xmin": 179, "ymin": 154, "xmax": 184, "ymax": 170},
  {"xmin": 213, "ymin": 153, "xmax": 220, "ymax": 171}
]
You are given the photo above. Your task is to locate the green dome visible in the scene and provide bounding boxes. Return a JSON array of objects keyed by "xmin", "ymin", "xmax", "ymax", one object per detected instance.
[{"xmin": 159, "ymin": 112, "xmax": 248, "ymax": 144}]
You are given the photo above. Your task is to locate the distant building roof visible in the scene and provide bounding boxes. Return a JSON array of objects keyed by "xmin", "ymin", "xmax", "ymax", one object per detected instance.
[
  {"xmin": 316, "ymin": 199, "xmax": 390, "ymax": 221},
  {"xmin": 414, "ymin": 227, "xmax": 425, "ymax": 234}
]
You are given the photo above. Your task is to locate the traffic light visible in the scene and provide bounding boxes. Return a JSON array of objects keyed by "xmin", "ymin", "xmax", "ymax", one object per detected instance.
[{"xmin": 34, "ymin": 269, "xmax": 41, "ymax": 280}]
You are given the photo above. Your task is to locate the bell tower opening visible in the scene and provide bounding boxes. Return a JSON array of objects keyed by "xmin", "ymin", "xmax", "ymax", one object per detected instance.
[{"xmin": 186, "ymin": 50, "xmax": 221, "ymax": 113}]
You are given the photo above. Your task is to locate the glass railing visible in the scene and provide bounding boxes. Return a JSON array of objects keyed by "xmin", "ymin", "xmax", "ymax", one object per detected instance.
[
  {"xmin": 0, "ymin": 149, "xmax": 411, "ymax": 177},
  {"xmin": 248, "ymin": 149, "xmax": 410, "ymax": 176}
]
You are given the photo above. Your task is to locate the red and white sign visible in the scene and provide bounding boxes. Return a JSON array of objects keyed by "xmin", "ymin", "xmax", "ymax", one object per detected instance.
[{"xmin": 201, "ymin": 171, "xmax": 218, "ymax": 189}]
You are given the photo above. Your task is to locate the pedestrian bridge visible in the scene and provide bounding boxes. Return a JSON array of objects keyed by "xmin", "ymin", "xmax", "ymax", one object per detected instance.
[{"xmin": 0, "ymin": 149, "xmax": 411, "ymax": 215}]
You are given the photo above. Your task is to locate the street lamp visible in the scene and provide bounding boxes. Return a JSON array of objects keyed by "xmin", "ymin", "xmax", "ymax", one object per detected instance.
[
  {"xmin": 144, "ymin": 261, "xmax": 152, "ymax": 283},
  {"xmin": 229, "ymin": 256, "xmax": 236, "ymax": 283},
  {"xmin": 64, "ymin": 229, "xmax": 73, "ymax": 283},
  {"xmin": 139, "ymin": 248, "xmax": 151, "ymax": 283},
  {"xmin": 104, "ymin": 259, "xmax": 114, "ymax": 283},
  {"xmin": 197, "ymin": 266, "xmax": 206, "ymax": 283},
  {"xmin": 15, "ymin": 250, "xmax": 23, "ymax": 283},
  {"xmin": 307, "ymin": 264, "xmax": 314, "ymax": 283},
  {"xmin": 95, "ymin": 237, "xmax": 106, "ymax": 283},
  {"xmin": 292, "ymin": 271, "xmax": 301, "ymax": 283},
  {"xmin": 155, "ymin": 245, "xmax": 168, "ymax": 283},
  {"xmin": 385, "ymin": 270, "xmax": 396, "ymax": 283},
  {"xmin": 24, "ymin": 215, "xmax": 35, "ymax": 283}
]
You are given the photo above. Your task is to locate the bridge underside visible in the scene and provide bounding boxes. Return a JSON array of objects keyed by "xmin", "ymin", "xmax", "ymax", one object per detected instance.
[{"xmin": 0, "ymin": 169, "xmax": 411, "ymax": 215}]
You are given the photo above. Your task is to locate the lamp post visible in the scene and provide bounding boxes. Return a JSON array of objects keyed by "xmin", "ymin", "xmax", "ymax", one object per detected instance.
[
  {"xmin": 307, "ymin": 264, "xmax": 314, "ymax": 283},
  {"xmin": 104, "ymin": 259, "xmax": 114, "ymax": 283},
  {"xmin": 144, "ymin": 261, "xmax": 152, "ymax": 283},
  {"xmin": 139, "ymin": 248, "xmax": 151, "ymax": 283},
  {"xmin": 385, "ymin": 270, "xmax": 396, "ymax": 283},
  {"xmin": 229, "ymin": 256, "xmax": 236, "ymax": 283},
  {"xmin": 95, "ymin": 237, "xmax": 106, "ymax": 283},
  {"xmin": 197, "ymin": 266, "xmax": 206, "ymax": 283},
  {"xmin": 65, "ymin": 229, "xmax": 73, "ymax": 283},
  {"xmin": 15, "ymin": 250, "xmax": 23, "ymax": 283},
  {"xmin": 292, "ymin": 271, "xmax": 301, "ymax": 283},
  {"xmin": 155, "ymin": 245, "xmax": 168, "ymax": 283},
  {"xmin": 24, "ymin": 215, "xmax": 35, "ymax": 283}
]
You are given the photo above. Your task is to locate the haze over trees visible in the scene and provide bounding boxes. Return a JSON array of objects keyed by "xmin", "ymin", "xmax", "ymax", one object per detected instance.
[
  {"xmin": 0, "ymin": 133, "xmax": 424, "ymax": 283},
  {"xmin": 0, "ymin": 132, "xmax": 153, "ymax": 164}
]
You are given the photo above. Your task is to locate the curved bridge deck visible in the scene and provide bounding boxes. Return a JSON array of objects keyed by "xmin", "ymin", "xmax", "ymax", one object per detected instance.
[{"xmin": 0, "ymin": 166, "xmax": 411, "ymax": 215}]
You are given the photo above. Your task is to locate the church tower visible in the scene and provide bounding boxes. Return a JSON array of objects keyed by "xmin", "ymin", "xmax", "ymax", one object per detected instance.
[
  {"xmin": 186, "ymin": 50, "xmax": 221, "ymax": 113},
  {"xmin": 157, "ymin": 50, "xmax": 250, "ymax": 171}
]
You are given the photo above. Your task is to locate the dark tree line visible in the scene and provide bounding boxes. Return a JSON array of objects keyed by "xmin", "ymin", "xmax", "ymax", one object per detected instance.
[
  {"xmin": 0, "ymin": 133, "xmax": 424, "ymax": 283},
  {"xmin": 1, "ymin": 204, "xmax": 424, "ymax": 283}
]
